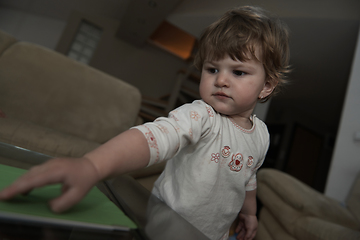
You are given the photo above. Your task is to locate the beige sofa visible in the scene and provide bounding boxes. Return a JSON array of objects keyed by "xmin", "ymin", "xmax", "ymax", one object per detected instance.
[
  {"xmin": 256, "ymin": 168, "xmax": 360, "ymax": 240},
  {"xmin": 0, "ymin": 29, "xmax": 140, "ymax": 163},
  {"xmin": 0, "ymin": 30, "xmax": 164, "ymax": 189}
]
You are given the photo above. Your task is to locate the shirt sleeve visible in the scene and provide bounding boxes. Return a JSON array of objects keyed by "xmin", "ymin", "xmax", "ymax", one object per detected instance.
[
  {"xmin": 245, "ymin": 158, "xmax": 264, "ymax": 191},
  {"xmin": 245, "ymin": 119, "xmax": 270, "ymax": 191},
  {"xmin": 132, "ymin": 101, "xmax": 213, "ymax": 166}
]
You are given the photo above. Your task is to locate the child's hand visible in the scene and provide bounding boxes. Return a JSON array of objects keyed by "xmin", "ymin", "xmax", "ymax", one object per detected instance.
[
  {"xmin": 235, "ymin": 213, "xmax": 258, "ymax": 240},
  {"xmin": 0, "ymin": 157, "xmax": 101, "ymax": 213}
]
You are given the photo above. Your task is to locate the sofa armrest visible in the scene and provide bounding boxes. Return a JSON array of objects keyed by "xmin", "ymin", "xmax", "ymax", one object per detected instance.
[{"xmin": 257, "ymin": 169, "xmax": 359, "ymax": 230}]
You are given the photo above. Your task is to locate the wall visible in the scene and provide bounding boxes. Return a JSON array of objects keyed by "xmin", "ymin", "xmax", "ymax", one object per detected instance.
[
  {"xmin": 0, "ymin": 8, "xmax": 65, "ymax": 50},
  {"xmin": 325, "ymin": 26, "xmax": 360, "ymax": 203},
  {"xmin": 0, "ymin": 8, "xmax": 189, "ymax": 99},
  {"xmin": 55, "ymin": 11, "xmax": 190, "ymax": 99}
]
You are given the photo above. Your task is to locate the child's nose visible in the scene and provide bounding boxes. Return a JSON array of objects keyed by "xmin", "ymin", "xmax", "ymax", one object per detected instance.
[{"xmin": 215, "ymin": 73, "xmax": 229, "ymax": 87}]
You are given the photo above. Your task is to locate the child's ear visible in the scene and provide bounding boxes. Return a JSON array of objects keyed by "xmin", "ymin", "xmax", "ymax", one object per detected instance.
[{"xmin": 259, "ymin": 79, "xmax": 278, "ymax": 99}]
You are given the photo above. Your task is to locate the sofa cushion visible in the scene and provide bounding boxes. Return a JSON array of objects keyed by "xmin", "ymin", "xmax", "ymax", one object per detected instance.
[
  {"xmin": 0, "ymin": 117, "xmax": 100, "ymax": 159},
  {"xmin": 0, "ymin": 42, "xmax": 141, "ymax": 143}
]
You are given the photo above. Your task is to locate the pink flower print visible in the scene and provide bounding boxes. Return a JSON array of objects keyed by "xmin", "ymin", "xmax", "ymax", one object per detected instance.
[
  {"xmin": 175, "ymin": 126, "xmax": 180, "ymax": 133},
  {"xmin": 190, "ymin": 111, "xmax": 201, "ymax": 121},
  {"xmin": 247, "ymin": 156, "xmax": 254, "ymax": 167},
  {"xmin": 229, "ymin": 153, "xmax": 243, "ymax": 172},
  {"xmin": 206, "ymin": 106, "xmax": 214, "ymax": 117},
  {"xmin": 221, "ymin": 146, "xmax": 231, "ymax": 158},
  {"xmin": 189, "ymin": 128, "xmax": 193, "ymax": 139},
  {"xmin": 157, "ymin": 124, "xmax": 169, "ymax": 134},
  {"xmin": 169, "ymin": 113, "xmax": 179, "ymax": 121},
  {"xmin": 145, "ymin": 131, "xmax": 157, "ymax": 149},
  {"xmin": 211, "ymin": 153, "xmax": 220, "ymax": 163}
]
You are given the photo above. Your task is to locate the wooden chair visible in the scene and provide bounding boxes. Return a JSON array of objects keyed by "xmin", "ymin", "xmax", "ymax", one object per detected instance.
[{"xmin": 140, "ymin": 66, "xmax": 201, "ymax": 121}]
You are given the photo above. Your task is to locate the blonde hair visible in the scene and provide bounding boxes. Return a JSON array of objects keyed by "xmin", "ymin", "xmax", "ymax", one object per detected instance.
[{"xmin": 194, "ymin": 6, "xmax": 291, "ymax": 102}]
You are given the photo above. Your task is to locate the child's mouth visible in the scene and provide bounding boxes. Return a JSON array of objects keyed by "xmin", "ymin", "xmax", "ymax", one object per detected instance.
[{"xmin": 213, "ymin": 92, "xmax": 231, "ymax": 99}]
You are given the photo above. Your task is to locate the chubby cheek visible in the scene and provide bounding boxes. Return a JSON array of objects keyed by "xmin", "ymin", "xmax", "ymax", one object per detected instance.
[
  {"xmin": 233, "ymin": 86, "xmax": 260, "ymax": 104},
  {"xmin": 199, "ymin": 79, "xmax": 211, "ymax": 100}
]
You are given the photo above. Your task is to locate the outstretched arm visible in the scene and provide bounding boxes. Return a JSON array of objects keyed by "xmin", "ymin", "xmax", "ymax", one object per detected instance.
[
  {"xmin": 85, "ymin": 128, "xmax": 150, "ymax": 179},
  {"xmin": 236, "ymin": 189, "xmax": 258, "ymax": 240},
  {"xmin": 0, "ymin": 129, "xmax": 150, "ymax": 213}
]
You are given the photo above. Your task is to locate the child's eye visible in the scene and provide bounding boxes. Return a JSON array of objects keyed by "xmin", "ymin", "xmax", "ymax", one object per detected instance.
[
  {"xmin": 233, "ymin": 70, "xmax": 246, "ymax": 76},
  {"xmin": 207, "ymin": 68, "xmax": 218, "ymax": 74}
]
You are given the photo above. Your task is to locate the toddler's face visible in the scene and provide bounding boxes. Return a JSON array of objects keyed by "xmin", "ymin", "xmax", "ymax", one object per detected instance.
[{"xmin": 199, "ymin": 54, "xmax": 274, "ymax": 123}]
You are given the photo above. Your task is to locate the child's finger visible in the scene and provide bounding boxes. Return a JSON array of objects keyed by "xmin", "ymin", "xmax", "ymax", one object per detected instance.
[
  {"xmin": 0, "ymin": 174, "xmax": 41, "ymax": 199},
  {"xmin": 0, "ymin": 164, "xmax": 63, "ymax": 199},
  {"xmin": 49, "ymin": 186, "xmax": 89, "ymax": 213},
  {"xmin": 236, "ymin": 228, "xmax": 245, "ymax": 240},
  {"xmin": 235, "ymin": 221, "xmax": 244, "ymax": 233},
  {"xmin": 245, "ymin": 228, "xmax": 257, "ymax": 240},
  {"xmin": 0, "ymin": 187, "xmax": 15, "ymax": 200},
  {"xmin": 245, "ymin": 231, "xmax": 252, "ymax": 240}
]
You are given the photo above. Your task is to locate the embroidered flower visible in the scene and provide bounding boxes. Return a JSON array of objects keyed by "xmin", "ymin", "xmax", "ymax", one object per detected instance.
[
  {"xmin": 190, "ymin": 111, "xmax": 201, "ymax": 121},
  {"xmin": 189, "ymin": 128, "xmax": 193, "ymax": 139},
  {"xmin": 211, "ymin": 153, "xmax": 220, "ymax": 163}
]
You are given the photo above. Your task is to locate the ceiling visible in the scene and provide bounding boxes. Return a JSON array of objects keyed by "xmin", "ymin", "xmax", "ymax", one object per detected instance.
[
  {"xmin": 1, "ymin": 0, "xmax": 359, "ymax": 22},
  {"xmin": 1, "ymin": 0, "xmax": 359, "ymax": 133}
]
